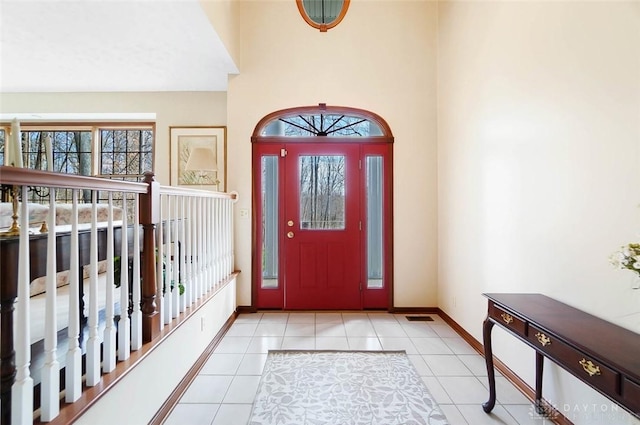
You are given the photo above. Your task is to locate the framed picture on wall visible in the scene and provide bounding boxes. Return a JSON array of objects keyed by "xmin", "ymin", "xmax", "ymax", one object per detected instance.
[{"xmin": 170, "ymin": 126, "xmax": 226, "ymax": 191}]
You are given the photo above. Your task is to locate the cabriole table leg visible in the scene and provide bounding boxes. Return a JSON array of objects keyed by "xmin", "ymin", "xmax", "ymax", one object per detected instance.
[{"xmin": 482, "ymin": 317, "xmax": 497, "ymax": 413}]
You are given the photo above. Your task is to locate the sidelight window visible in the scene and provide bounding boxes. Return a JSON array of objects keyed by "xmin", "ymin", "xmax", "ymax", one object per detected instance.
[
  {"xmin": 261, "ymin": 156, "xmax": 279, "ymax": 289},
  {"xmin": 366, "ymin": 156, "xmax": 384, "ymax": 288}
]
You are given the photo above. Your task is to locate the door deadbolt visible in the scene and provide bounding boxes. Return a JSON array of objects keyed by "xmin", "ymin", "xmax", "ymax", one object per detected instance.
[
  {"xmin": 287, "ymin": 220, "xmax": 294, "ymax": 227},
  {"xmin": 287, "ymin": 231, "xmax": 294, "ymax": 239}
]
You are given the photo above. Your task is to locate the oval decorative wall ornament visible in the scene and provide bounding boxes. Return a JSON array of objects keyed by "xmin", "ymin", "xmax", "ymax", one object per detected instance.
[{"xmin": 296, "ymin": 0, "xmax": 350, "ymax": 32}]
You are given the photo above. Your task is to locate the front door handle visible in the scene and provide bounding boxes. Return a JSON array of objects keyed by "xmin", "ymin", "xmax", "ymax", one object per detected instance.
[{"xmin": 287, "ymin": 231, "xmax": 294, "ymax": 239}]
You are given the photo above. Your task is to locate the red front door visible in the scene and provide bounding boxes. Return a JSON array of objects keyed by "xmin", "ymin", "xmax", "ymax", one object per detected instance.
[
  {"xmin": 283, "ymin": 143, "xmax": 361, "ymax": 309},
  {"xmin": 252, "ymin": 106, "xmax": 394, "ymax": 311}
]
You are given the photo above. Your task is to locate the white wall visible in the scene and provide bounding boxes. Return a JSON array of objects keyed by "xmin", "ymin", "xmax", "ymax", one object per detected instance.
[
  {"xmin": 437, "ymin": 2, "xmax": 640, "ymax": 423},
  {"xmin": 0, "ymin": 91, "xmax": 227, "ymax": 186},
  {"xmin": 199, "ymin": 0, "xmax": 240, "ymax": 68},
  {"xmin": 76, "ymin": 279, "xmax": 237, "ymax": 424},
  {"xmin": 227, "ymin": 0, "xmax": 439, "ymax": 307}
]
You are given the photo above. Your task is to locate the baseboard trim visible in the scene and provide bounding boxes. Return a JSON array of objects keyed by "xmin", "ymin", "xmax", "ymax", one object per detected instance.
[
  {"xmin": 389, "ymin": 306, "xmax": 441, "ymax": 314},
  {"xmin": 237, "ymin": 305, "xmax": 258, "ymax": 314},
  {"xmin": 148, "ymin": 310, "xmax": 239, "ymax": 425}
]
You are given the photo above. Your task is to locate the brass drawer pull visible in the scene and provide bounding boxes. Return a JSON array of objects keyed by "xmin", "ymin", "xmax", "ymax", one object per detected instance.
[
  {"xmin": 535, "ymin": 332, "xmax": 551, "ymax": 347},
  {"xmin": 579, "ymin": 359, "xmax": 601, "ymax": 377},
  {"xmin": 500, "ymin": 313, "xmax": 514, "ymax": 324}
]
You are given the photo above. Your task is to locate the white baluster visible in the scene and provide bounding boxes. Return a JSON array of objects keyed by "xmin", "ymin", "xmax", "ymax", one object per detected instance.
[
  {"xmin": 223, "ymin": 199, "xmax": 232, "ymax": 278},
  {"xmin": 224, "ymin": 199, "xmax": 229, "ymax": 276},
  {"xmin": 228, "ymin": 199, "xmax": 234, "ymax": 275},
  {"xmin": 212, "ymin": 198, "xmax": 217, "ymax": 286},
  {"xmin": 220, "ymin": 198, "xmax": 225, "ymax": 279},
  {"xmin": 65, "ymin": 190, "xmax": 82, "ymax": 402},
  {"xmin": 118, "ymin": 196, "xmax": 130, "ymax": 361},
  {"xmin": 213, "ymin": 198, "xmax": 219, "ymax": 285},
  {"xmin": 41, "ymin": 187, "xmax": 60, "ymax": 421},
  {"xmin": 229, "ymin": 198, "xmax": 235, "ymax": 275},
  {"xmin": 222, "ymin": 199, "xmax": 227, "ymax": 277},
  {"xmin": 11, "ymin": 186, "xmax": 33, "ymax": 425},
  {"xmin": 214, "ymin": 198, "xmax": 219, "ymax": 288},
  {"xmin": 197, "ymin": 197, "xmax": 204, "ymax": 298},
  {"xmin": 212, "ymin": 198, "xmax": 217, "ymax": 283},
  {"xmin": 172, "ymin": 195, "xmax": 179, "ymax": 318},
  {"xmin": 185, "ymin": 195, "xmax": 193, "ymax": 307},
  {"xmin": 163, "ymin": 196, "xmax": 172, "ymax": 324},
  {"xmin": 191, "ymin": 196, "xmax": 198, "ymax": 299},
  {"xmin": 216, "ymin": 198, "xmax": 221, "ymax": 282},
  {"xmin": 179, "ymin": 195, "xmax": 186, "ymax": 313},
  {"xmin": 207, "ymin": 198, "xmax": 210, "ymax": 289},
  {"xmin": 208, "ymin": 198, "xmax": 214, "ymax": 291},
  {"xmin": 156, "ymin": 196, "xmax": 165, "ymax": 328},
  {"xmin": 86, "ymin": 191, "xmax": 101, "ymax": 386},
  {"xmin": 103, "ymin": 193, "xmax": 116, "ymax": 372},
  {"xmin": 131, "ymin": 194, "xmax": 142, "ymax": 350},
  {"xmin": 202, "ymin": 197, "xmax": 209, "ymax": 292},
  {"xmin": 221, "ymin": 198, "xmax": 226, "ymax": 278},
  {"xmin": 222, "ymin": 198, "xmax": 227, "ymax": 279}
]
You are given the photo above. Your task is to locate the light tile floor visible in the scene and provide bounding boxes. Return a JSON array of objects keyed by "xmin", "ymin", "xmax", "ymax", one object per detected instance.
[{"xmin": 164, "ymin": 312, "xmax": 554, "ymax": 425}]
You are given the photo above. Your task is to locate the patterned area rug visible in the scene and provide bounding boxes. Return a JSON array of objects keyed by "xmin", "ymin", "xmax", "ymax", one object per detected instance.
[{"xmin": 249, "ymin": 350, "xmax": 449, "ymax": 425}]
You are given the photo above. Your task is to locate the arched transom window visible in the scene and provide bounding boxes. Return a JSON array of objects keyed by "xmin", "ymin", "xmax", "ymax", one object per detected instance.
[{"xmin": 253, "ymin": 104, "xmax": 393, "ymax": 139}]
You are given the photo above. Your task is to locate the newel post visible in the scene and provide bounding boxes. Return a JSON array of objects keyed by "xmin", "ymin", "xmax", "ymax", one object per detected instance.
[{"xmin": 140, "ymin": 172, "xmax": 160, "ymax": 342}]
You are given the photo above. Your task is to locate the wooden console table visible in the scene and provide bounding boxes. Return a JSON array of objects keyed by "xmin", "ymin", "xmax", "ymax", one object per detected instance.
[{"xmin": 482, "ymin": 293, "xmax": 640, "ymax": 419}]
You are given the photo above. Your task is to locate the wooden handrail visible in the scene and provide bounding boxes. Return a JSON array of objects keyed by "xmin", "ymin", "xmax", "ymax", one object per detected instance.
[{"xmin": 0, "ymin": 166, "xmax": 147, "ymax": 194}]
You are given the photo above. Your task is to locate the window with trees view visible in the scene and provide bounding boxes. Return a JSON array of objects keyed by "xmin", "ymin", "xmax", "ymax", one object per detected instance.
[
  {"xmin": 2, "ymin": 124, "xmax": 154, "ymax": 202},
  {"xmin": 299, "ymin": 155, "xmax": 346, "ymax": 229},
  {"xmin": 0, "ymin": 128, "xmax": 5, "ymax": 166}
]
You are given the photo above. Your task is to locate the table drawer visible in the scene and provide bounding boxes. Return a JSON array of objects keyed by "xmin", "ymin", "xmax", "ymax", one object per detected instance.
[
  {"xmin": 489, "ymin": 302, "xmax": 527, "ymax": 336},
  {"xmin": 623, "ymin": 377, "xmax": 640, "ymax": 413},
  {"xmin": 528, "ymin": 325, "xmax": 620, "ymax": 396}
]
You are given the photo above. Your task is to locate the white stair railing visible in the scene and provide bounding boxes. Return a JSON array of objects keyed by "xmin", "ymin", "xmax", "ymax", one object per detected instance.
[
  {"xmin": 156, "ymin": 187, "xmax": 237, "ymax": 313},
  {"xmin": 3, "ymin": 168, "xmax": 236, "ymax": 425}
]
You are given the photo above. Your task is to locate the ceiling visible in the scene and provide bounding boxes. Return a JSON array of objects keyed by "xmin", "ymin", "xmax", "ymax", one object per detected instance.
[{"xmin": 0, "ymin": 0, "xmax": 238, "ymax": 93}]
